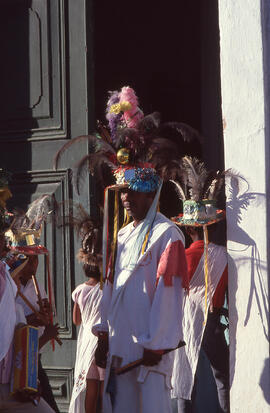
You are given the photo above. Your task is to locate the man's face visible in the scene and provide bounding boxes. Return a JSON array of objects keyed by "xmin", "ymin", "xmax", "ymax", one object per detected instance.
[{"xmin": 120, "ymin": 189, "xmax": 155, "ymax": 222}]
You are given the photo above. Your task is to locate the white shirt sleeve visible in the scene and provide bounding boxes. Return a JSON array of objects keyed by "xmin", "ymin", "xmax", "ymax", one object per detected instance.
[{"xmin": 135, "ymin": 276, "xmax": 184, "ymax": 350}]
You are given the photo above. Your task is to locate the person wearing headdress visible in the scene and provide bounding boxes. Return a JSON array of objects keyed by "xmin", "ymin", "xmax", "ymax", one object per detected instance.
[
  {"xmin": 68, "ymin": 208, "xmax": 105, "ymax": 413},
  {"xmin": 15, "ymin": 254, "xmax": 60, "ymax": 413},
  {"xmin": 0, "ymin": 177, "xmax": 55, "ymax": 412},
  {"xmin": 5, "ymin": 194, "xmax": 61, "ymax": 412},
  {"xmin": 170, "ymin": 157, "xmax": 230, "ymax": 413},
  {"xmin": 96, "ymin": 170, "xmax": 188, "ymax": 413},
  {"xmin": 54, "ymin": 86, "xmax": 201, "ymax": 413}
]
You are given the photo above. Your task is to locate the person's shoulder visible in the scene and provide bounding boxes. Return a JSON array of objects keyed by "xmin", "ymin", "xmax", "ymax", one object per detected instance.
[
  {"xmin": 72, "ymin": 282, "xmax": 85, "ymax": 296},
  {"xmin": 186, "ymin": 240, "xmax": 204, "ymax": 251},
  {"xmin": 154, "ymin": 213, "xmax": 185, "ymax": 242},
  {"xmin": 155, "ymin": 212, "xmax": 175, "ymax": 228},
  {"xmin": 156, "ymin": 212, "xmax": 184, "ymax": 238}
]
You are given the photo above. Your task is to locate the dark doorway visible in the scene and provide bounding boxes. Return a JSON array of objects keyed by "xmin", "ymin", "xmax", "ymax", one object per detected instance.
[
  {"xmin": 94, "ymin": 2, "xmax": 201, "ymax": 130},
  {"xmin": 93, "ymin": 1, "xmax": 224, "ymax": 173},
  {"xmin": 93, "ymin": 0, "xmax": 224, "ymax": 216}
]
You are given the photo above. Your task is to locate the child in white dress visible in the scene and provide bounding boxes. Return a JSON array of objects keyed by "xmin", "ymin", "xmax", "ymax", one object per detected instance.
[{"xmin": 69, "ymin": 264, "xmax": 104, "ymax": 413}]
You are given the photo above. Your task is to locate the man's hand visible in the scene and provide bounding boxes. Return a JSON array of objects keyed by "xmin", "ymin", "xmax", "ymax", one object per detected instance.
[
  {"xmin": 41, "ymin": 298, "xmax": 52, "ymax": 314},
  {"xmin": 13, "ymin": 386, "xmax": 40, "ymax": 405},
  {"xmin": 43, "ymin": 323, "xmax": 60, "ymax": 341},
  {"xmin": 142, "ymin": 349, "xmax": 164, "ymax": 366},
  {"xmin": 39, "ymin": 323, "xmax": 61, "ymax": 350},
  {"xmin": 95, "ymin": 332, "xmax": 109, "ymax": 368},
  {"xmin": 26, "ymin": 311, "xmax": 49, "ymax": 327}
]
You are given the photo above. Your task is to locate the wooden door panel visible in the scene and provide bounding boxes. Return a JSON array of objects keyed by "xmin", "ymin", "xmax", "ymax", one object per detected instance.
[
  {"xmin": 0, "ymin": 0, "xmax": 67, "ymax": 140},
  {"xmin": 0, "ymin": 1, "xmax": 93, "ymax": 411}
]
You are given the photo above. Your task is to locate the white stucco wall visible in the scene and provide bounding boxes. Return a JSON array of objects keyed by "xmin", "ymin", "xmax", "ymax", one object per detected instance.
[{"xmin": 218, "ymin": 1, "xmax": 270, "ymax": 412}]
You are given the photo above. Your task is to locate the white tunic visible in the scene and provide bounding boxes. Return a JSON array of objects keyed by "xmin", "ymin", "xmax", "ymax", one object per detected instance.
[
  {"xmin": 99, "ymin": 212, "xmax": 187, "ymax": 411},
  {"xmin": 171, "ymin": 243, "xmax": 227, "ymax": 400},
  {"xmin": 69, "ymin": 282, "xmax": 103, "ymax": 413}
]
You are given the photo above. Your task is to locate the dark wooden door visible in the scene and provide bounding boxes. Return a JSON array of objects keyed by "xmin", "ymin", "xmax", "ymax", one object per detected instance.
[{"xmin": 0, "ymin": 1, "xmax": 94, "ymax": 411}]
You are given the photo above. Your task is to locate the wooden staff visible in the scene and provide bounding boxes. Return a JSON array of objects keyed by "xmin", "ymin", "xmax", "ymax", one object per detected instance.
[
  {"xmin": 32, "ymin": 274, "xmax": 62, "ymax": 346},
  {"xmin": 17, "ymin": 290, "xmax": 48, "ymax": 325},
  {"xmin": 32, "ymin": 274, "xmax": 44, "ymax": 309}
]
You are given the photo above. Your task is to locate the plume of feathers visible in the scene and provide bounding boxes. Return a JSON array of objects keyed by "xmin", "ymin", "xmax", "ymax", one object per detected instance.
[
  {"xmin": 158, "ymin": 159, "xmax": 183, "ymax": 182},
  {"xmin": 182, "ymin": 156, "xmax": 208, "ymax": 201},
  {"xmin": 169, "ymin": 179, "xmax": 186, "ymax": 201},
  {"xmin": 205, "ymin": 171, "xmax": 224, "ymax": 200},
  {"xmin": 60, "ymin": 203, "xmax": 102, "ymax": 268},
  {"xmin": 54, "ymin": 135, "xmax": 117, "ymax": 194},
  {"xmin": 168, "ymin": 157, "xmax": 232, "ymax": 205},
  {"xmin": 119, "ymin": 86, "xmax": 144, "ymax": 128},
  {"xmin": 106, "ymin": 90, "xmax": 122, "ymax": 143},
  {"xmin": 203, "ymin": 169, "xmax": 246, "ymax": 202},
  {"xmin": 10, "ymin": 194, "xmax": 55, "ymax": 233},
  {"xmin": 54, "ymin": 86, "xmax": 203, "ymax": 197}
]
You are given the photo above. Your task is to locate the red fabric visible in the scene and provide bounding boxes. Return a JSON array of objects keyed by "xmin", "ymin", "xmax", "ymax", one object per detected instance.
[
  {"xmin": 157, "ymin": 240, "xmax": 188, "ymax": 289},
  {"xmin": 10, "ymin": 245, "xmax": 48, "ymax": 255},
  {"xmin": 185, "ymin": 240, "xmax": 228, "ymax": 308}
]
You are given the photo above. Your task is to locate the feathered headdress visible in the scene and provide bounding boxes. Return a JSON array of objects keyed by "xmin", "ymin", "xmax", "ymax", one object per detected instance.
[
  {"xmin": 54, "ymin": 86, "xmax": 202, "ymax": 284},
  {"xmin": 4, "ymin": 194, "xmax": 58, "ymax": 331},
  {"xmin": 6, "ymin": 194, "xmax": 55, "ymax": 254},
  {"xmin": 170, "ymin": 157, "xmax": 229, "ymax": 323},
  {"xmin": 62, "ymin": 203, "xmax": 102, "ymax": 273},
  {"xmin": 171, "ymin": 156, "xmax": 226, "ymax": 226},
  {"xmin": 54, "ymin": 86, "xmax": 202, "ymax": 195}
]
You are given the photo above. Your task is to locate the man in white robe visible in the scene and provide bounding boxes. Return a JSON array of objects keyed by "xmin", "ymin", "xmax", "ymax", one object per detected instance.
[
  {"xmin": 15, "ymin": 255, "xmax": 60, "ymax": 412},
  {"xmin": 171, "ymin": 225, "xmax": 229, "ymax": 412},
  {"xmin": 95, "ymin": 186, "xmax": 188, "ymax": 413},
  {"xmin": 0, "ymin": 237, "xmax": 55, "ymax": 412}
]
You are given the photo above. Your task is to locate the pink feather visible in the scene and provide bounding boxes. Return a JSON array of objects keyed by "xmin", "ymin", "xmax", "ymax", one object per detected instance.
[{"xmin": 119, "ymin": 86, "xmax": 144, "ymax": 128}]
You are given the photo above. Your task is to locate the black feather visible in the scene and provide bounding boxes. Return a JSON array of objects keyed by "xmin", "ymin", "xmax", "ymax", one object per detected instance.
[
  {"xmin": 54, "ymin": 135, "xmax": 114, "ymax": 170},
  {"xmin": 157, "ymin": 159, "xmax": 183, "ymax": 181},
  {"xmin": 115, "ymin": 128, "xmax": 140, "ymax": 150},
  {"xmin": 73, "ymin": 152, "xmax": 116, "ymax": 195},
  {"xmin": 96, "ymin": 120, "xmax": 112, "ymax": 144},
  {"xmin": 161, "ymin": 122, "xmax": 202, "ymax": 144},
  {"xmin": 137, "ymin": 112, "xmax": 161, "ymax": 134}
]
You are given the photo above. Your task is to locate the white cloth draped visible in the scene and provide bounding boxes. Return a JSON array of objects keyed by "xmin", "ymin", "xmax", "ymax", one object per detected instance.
[
  {"xmin": 99, "ymin": 213, "xmax": 186, "ymax": 412},
  {"xmin": 171, "ymin": 243, "xmax": 227, "ymax": 400},
  {"xmin": 0, "ymin": 263, "xmax": 17, "ymax": 362},
  {"xmin": 69, "ymin": 283, "xmax": 103, "ymax": 413}
]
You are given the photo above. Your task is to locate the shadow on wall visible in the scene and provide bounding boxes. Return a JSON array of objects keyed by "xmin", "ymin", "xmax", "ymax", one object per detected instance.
[
  {"xmin": 259, "ymin": 358, "xmax": 270, "ymax": 405},
  {"xmin": 261, "ymin": 0, "xmax": 270, "ymax": 406},
  {"xmin": 226, "ymin": 174, "xmax": 269, "ymax": 385}
]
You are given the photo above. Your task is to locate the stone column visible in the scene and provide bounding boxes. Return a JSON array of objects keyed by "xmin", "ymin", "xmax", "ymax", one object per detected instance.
[{"xmin": 218, "ymin": 1, "xmax": 270, "ymax": 411}]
